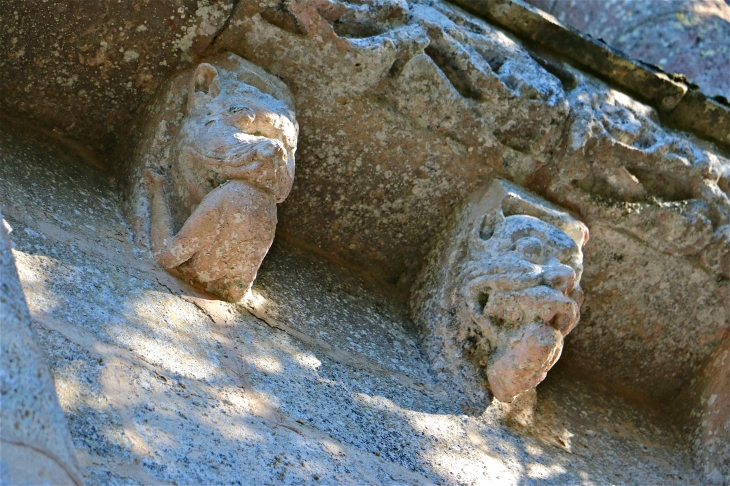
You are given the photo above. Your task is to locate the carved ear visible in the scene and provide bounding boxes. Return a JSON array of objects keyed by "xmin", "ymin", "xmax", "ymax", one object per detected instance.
[{"xmin": 188, "ymin": 63, "xmax": 221, "ymax": 110}]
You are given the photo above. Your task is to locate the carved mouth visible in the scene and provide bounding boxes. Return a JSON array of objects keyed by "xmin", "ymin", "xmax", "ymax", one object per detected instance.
[
  {"xmin": 481, "ymin": 286, "xmax": 580, "ymax": 336},
  {"xmin": 187, "ymin": 143, "xmax": 263, "ymax": 166},
  {"xmin": 462, "ymin": 278, "xmax": 579, "ymax": 402}
]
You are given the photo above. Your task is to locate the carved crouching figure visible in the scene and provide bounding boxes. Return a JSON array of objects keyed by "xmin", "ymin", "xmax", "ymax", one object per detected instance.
[
  {"xmin": 129, "ymin": 54, "xmax": 297, "ymax": 302},
  {"xmin": 411, "ymin": 180, "xmax": 587, "ymax": 406}
]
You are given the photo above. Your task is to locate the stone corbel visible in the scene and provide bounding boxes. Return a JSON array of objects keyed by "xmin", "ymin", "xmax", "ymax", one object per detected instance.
[
  {"xmin": 124, "ymin": 53, "xmax": 298, "ymax": 302},
  {"xmin": 411, "ymin": 179, "xmax": 588, "ymax": 405}
]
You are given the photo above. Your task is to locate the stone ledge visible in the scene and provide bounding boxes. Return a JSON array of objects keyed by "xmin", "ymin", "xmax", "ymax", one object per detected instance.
[{"xmin": 450, "ymin": 0, "xmax": 730, "ymax": 152}]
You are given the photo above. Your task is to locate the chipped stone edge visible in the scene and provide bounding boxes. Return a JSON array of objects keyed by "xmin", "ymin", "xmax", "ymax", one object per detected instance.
[
  {"xmin": 0, "ymin": 209, "xmax": 84, "ymax": 486},
  {"xmin": 449, "ymin": 0, "xmax": 730, "ymax": 152}
]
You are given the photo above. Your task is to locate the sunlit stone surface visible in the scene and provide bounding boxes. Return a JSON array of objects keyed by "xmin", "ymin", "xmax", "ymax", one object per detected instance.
[{"xmin": 0, "ymin": 118, "xmax": 703, "ymax": 485}]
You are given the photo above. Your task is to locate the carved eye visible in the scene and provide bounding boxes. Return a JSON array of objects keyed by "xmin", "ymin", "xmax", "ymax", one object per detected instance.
[
  {"xmin": 229, "ymin": 104, "xmax": 253, "ymax": 115},
  {"xmin": 513, "ymin": 237, "xmax": 545, "ymax": 262},
  {"xmin": 479, "ymin": 212, "xmax": 501, "ymax": 240},
  {"xmin": 228, "ymin": 105, "xmax": 256, "ymax": 129}
]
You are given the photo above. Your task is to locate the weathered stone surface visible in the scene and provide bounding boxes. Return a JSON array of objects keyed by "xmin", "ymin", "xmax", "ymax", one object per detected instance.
[
  {"xmin": 524, "ymin": 71, "xmax": 730, "ymax": 411},
  {"xmin": 527, "ymin": 0, "xmax": 730, "ymax": 101},
  {"xmin": 124, "ymin": 53, "xmax": 298, "ymax": 301},
  {"xmin": 525, "ymin": 0, "xmax": 730, "ymax": 151},
  {"xmin": 683, "ymin": 332, "xmax": 730, "ymax": 485},
  {"xmin": 411, "ymin": 179, "xmax": 587, "ymax": 406},
  {"xmin": 666, "ymin": 89, "xmax": 730, "ymax": 153},
  {"xmin": 458, "ymin": 0, "xmax": 730, "ymax": 151},
  {"xmin": 702, "ymin": 224, "xmax": 730, "ymax": 279},
  {"xmin": 214, "ymin": 0, "xmax": 568, "ymax": 284},
  {"xmin": 541, "ymin": 76, "xmax": 730, "ymax": 255},
  {"xmin": 0, "ymin": 0, "xmax": 235, "ymax": 157},
  {"xmin": 452, "ymin": 0, "xmax": 689, "ymax": 110},
  {"xmin": 0, "ymin": 210, "xmax": 82, "ymax": 485},
  {"xmin": 0, "ymin": 115, "xmax": 706, "ymax": 485},
  {"xmin": 1, "ymin": 0, "xmax": 729, "ymax": 483}
]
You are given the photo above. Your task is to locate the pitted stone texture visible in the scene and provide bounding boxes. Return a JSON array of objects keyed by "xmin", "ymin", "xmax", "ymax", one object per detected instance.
[
  {"xmin": 556, "ymin": 76, "xmax": 730, "ymax": 270},
  {"xmin": 244, "ymin": 243, "xmax": 435, "ymax": 387},
  {"xmin": 539, "ymin": 77, "xmax": 730, "ymax": 250},
  {"xmin": 531, "ymin": 362, "xmax": 702, "ymax": 485},
  {"xmin": 0, "ymin": 116, "xmax": 705, "ymax": 485},
  {"xmin": 411, "ymin": 179, "xmax": 587, "ymax": 406},
  {"xmin": 214, "ymin": 0, "xmax": 568, "ymax": 284},
  {"xmin": 562, "ymin": 224, "xmax": 729, "ymax": 408},
  {"xmin": 524, "ymin": 72, "xmax": 730, "ymax": 413},
  {"xmin": 125, "ymin": 53, "xmax": 298, "ymax": 302},
  {"xmin": 0, "ymin": 0, "xmax": 235, "ymax": 157},
  {"xmin": 526, "ymin": 0, "xmax": 730, "ymax": 101},
  {"xmin": 682, "ymin": 333, "xmax": 730, "ymax": 485},
  {"xmin": 555, "ymin": 83, "xmax": 730, "ymax": 271},
  {"xmin": 702, "ymin": 224, "xmax": 730, "ymax": 279},
  {"xmin": 0, "ymin": 209, "xmax": 82, "ymax": 486}
]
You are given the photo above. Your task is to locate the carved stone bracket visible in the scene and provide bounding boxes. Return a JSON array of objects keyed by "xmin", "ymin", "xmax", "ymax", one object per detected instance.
[
  {"xmin": 124, "ymin": 53, "xmax": 298, "ymax": 302},
  {"xmin": 411, "ymin": 179, "xmax": 588, "ymax": 406}
]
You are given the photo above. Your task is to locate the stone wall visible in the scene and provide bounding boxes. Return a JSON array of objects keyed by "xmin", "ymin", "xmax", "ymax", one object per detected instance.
[
  {"xmin": 1, "ymin": 0, "xmax": 728, "ymax": 484},
  {"xmin": 684, "ymin": 332, "xmax": 730, "ymax": 484}
]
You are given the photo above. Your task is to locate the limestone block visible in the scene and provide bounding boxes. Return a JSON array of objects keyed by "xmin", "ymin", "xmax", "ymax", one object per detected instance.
[
  {"xmin": 124, "ymin": 53, "xmax": 298, "ymax": 302},
  {"xmin": 684, "ymin": 333, "xmax": 730, "ymax": 485},
  {"xmin": 0, "ymin": 0, "xmax": 236, "ymax": 156},
  {"xmin": 213, "ymin": 0, "xmax": 568, "ymax": 283},
  {"xmin": 388, "ymin": 2, "xmax": 568, "ymax": 154},
  {"xmin": 411, "ymin": 179, "xmax": 587, "ymax": 406},
  {"xmin": 525, "ymin": 72, "xmax": 730, "ymax": 409},
  {"xmin": 538, "ymin": 77, "xmax": 730, "ymax": 274},
  {"xmin": 0, "ymin": 211, "xmax": 82, "ymax": 485}
]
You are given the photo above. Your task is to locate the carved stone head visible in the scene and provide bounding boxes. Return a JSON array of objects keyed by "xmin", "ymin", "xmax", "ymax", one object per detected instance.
[
  {"xmin": 411, "ymin": 180, "xmax": 588, "ymax": 405},
  {"xmin": 125, "ymin": 53, "xmax": 299, "ymax": 242},
  {"xmin": 171, "ymin": 56, "xmax": 298, "ymax": 218},
  {"xmin": 462, "ymin": 212, "xmax": 584, "ymax": 402}
]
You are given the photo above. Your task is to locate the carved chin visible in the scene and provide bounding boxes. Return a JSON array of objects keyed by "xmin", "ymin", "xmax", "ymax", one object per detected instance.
[{"xmin": 486, "ymin": 322, "xmax": 563, "ymax": 403}]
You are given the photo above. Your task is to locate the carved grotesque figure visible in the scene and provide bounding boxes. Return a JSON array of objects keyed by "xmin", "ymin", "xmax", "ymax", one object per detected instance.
[
  {"xmin": 542, "ymin": 80, "xmax": 730, "ymax": 278},
  {"xmin": 126, "ymin": 53, "xmax": 297, "ymax": 301},
  {"xmin": 411, "ymin": 180, "xmax": 587, "ymax": 405},
  {"xmin": 461, "ymin": 212, "xmax": 584, "ymax": 402}
]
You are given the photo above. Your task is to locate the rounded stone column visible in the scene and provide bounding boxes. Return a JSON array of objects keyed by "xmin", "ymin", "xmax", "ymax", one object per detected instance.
[{"xmin": 0, "ymin": 210, "xmax": 83, "ymax": 485}]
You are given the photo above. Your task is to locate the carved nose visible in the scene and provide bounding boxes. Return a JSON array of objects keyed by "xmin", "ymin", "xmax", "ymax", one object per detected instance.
[
  {"xmin": 257, "ymin": 140, "xmax": 286, "ymax": 164},
  {"xmin": 273, "ymin": 144, "xmax": 286, "ymax": 160},
  {"xmin": 541, "ymin": 264, "xmax": 576, "ymax": 293}
]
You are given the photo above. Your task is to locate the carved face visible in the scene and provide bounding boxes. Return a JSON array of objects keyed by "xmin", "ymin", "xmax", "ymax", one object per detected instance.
[
  {"xmin": 172, "ymin": 63, "xmax": 298, "ymax": 211},
  {"xmin": 461, "ymin": 214, "xmax": 583, "ymax": 402}
]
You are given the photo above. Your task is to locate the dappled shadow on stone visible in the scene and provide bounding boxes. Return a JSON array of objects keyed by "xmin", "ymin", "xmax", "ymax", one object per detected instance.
[{"xmin": 0, "ymin": 114, "xmax": 702, "ymax": 485}]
